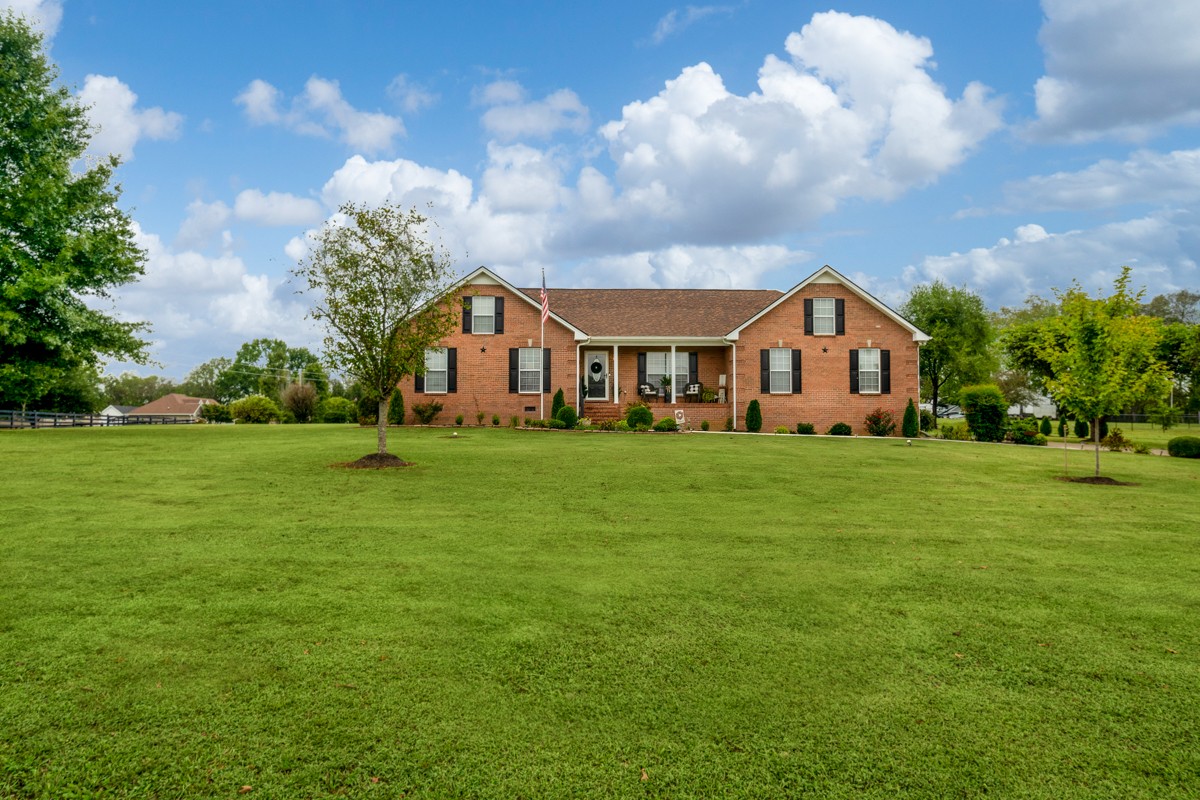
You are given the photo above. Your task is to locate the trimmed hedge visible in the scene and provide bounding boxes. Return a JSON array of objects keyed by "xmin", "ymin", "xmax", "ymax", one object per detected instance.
[
  {"xmin": 1167, "ymin": 436, "xmax": 1200, "ymax": 458},
  {"xmin": 626, "ymin": 404, "xmax": 653, "ymax": 428},
  {"xmin": 555, "ymin": 405, "xmax": 578, "ymax": 429}
]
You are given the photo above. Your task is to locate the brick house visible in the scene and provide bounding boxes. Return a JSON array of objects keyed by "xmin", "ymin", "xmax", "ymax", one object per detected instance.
[{"xmin": 397, "ymin": 266, "xmax": 930, "ymax": 434}]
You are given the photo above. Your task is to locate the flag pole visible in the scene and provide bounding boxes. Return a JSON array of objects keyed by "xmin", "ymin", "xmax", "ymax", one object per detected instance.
[{"xmin": 540, "ymin": 268, "xmax": 545, "ymax": 421}]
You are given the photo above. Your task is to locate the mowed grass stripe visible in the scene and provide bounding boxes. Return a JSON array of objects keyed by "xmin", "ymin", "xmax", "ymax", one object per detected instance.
[{"xmin": 1, "ymin": 425, "xmax": 1197, "ymax": 798}]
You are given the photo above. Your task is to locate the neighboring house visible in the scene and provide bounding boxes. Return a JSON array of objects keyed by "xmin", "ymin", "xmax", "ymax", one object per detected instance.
[
  {"xmin": 130, "ymin": 393, "xmax": 217, "ymax": 419},
  {"xmin": 99, "ymin": 404, "xmax": 138, "ymax": 417},
  {"xmin": 397, "ymin": 266, "xmax": 931, "ymax": 434}
]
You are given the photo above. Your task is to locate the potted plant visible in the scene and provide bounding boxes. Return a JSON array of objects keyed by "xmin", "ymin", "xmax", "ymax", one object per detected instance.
[{"xmin": 659, "ymin": 375, "xmax": 671, "ymax": 402}]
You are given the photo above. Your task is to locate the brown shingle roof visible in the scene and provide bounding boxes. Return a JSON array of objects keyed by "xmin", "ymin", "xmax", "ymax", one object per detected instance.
[
  {"xmin": 519, "ymin": 288, "xmax": 783, "ymax": 337},
  {"xmin": 132, "ymin": 393, "xmax": 216, "ymax": 416}
]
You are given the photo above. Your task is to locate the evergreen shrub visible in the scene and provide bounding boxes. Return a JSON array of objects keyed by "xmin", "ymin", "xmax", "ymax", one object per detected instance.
[
  {"xmin": 1167, "ymin": 436, "xmax": 1200, "ymax": 458},
  {"xmin": 902, "ymin": 399, "xmax": 919, "ymax": 437},
  {"xmin": 626, "ymin": 404, "xmax": 653, "ymax": 428},
  {"xmin": 653, "ymin": 417, "xmax": 678, "ymax": 432},
  {"xmin": 827, "ymin": 422, "xmax": 852, "ymax": 436},
  {"xmin": 745, "ymin": 399, "xmax": 763, "ymax": 432},
  {"xmin": 796, "ymin": 423, "xmax": 815, "ymax": 435},
  {"xmin": 555, "ymin": 405, "xmax": 578, "ymax": 429}
]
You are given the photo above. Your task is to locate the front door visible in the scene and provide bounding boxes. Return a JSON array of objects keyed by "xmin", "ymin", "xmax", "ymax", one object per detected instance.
[{"xmin": 584, "ymin": 351, "xmax": 608, "ymax": 401}]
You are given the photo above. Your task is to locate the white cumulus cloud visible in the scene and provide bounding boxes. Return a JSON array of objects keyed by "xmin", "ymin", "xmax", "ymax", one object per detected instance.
[
  {"xmin": 79, "ymin": 75, "xmax": 183, "ymax": 162},
  {"xmin": 233, "ymin": 190, "xmax": 324, "ymax": 227},
  {"xmin": 478, "ymin": 80, "xmax": 590, "ymax": 141}
]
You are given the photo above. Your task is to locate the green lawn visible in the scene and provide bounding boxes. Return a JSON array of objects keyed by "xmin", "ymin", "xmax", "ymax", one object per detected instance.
[{"xmin": 1, "ymin": 425, "xmax": 1197, "ymax": 798}]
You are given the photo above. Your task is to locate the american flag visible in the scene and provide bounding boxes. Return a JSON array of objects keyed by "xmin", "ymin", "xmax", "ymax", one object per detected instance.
[{"xmin": 540, "ymin": 272, "xmax": 549, "ymax": 324}]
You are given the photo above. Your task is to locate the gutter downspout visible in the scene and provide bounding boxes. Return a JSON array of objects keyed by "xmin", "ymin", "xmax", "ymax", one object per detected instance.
[
  {"xmin": 731, "ymin": 342, "xmax": 738, "ymax": 430},
  {"xmin": 576, "ymin": 340, "xmax": 584, "ymax": 409},
  {"xmin": 612, "ymin": 344, "xmax": 619, "ymax": 406}
]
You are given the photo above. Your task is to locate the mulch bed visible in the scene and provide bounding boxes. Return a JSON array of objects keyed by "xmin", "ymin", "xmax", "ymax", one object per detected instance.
[
  {"xmin": 1055, "ymin": 475, "xmax": 1137, "ymax": 486},
  {"xmin": 333, "ymin": 453, "xmax": 413, "ymax": 469}
]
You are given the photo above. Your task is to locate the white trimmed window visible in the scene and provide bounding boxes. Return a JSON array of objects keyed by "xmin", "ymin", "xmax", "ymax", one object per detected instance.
[
  {"xmin": 424, "ymin": 348, "xmax": 448, "ymax": 393},
  {"xmin": 518, "ymin": 347, "xmax": 541, "ymax": 393},
  {"xmin": 645, "ymin": 352, "xmax": 691, "ymax": 392},
  {"xmin": 472, "ymin": 296, "xmax": 495, "ymax": 334},
  {"xmin": 858, "ymin": 348, "xmax": 881, "ymax": 394},
  {"xmin": 812, "ymin": 298, "xmax": 836, "ymax": 335},
  {"xmin": 769, "ymin": 348, "xmax": 791, "ymax": 393}
]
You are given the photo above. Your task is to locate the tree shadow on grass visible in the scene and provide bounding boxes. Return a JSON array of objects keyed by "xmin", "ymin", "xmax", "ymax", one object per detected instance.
[
  {"xmin": 1055, "ymin": 475, "xmax": 1138, "ymax": 486},
  {"xmin": 332, "ymin": 453, "xmax": 412, "ymax": 469}
]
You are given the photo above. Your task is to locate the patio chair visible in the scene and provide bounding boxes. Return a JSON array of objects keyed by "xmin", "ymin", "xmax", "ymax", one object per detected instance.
[{"xmin": 684, "ymin": 383, "xmax": 701, "ymax": 402}]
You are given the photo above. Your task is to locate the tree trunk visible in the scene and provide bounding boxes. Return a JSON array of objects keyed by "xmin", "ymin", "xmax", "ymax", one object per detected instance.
[
  {"xmin": 377, "ymin": 397, "xmax": 389, "ymax": 455},
  {"xmin": 1093, "ymin": 416, "xmax": 1101, "ymax": 477},
  {"xmin": 930, "ymin": 382, "xmax": 940, "ymax": 429}
]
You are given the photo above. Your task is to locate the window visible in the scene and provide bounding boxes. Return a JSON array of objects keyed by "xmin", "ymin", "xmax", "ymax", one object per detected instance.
[
  {"xmin": 472, "ymin": 296, "xmax": 495, "ymax": 334},
  {"xmin": 424, "ymin": 348, "xmax": 448, "ymax": 393},
  {"xmin": 518, "ymin": 347, "xmax": 541, "ymax": 393},
  {"xmin": 644, "ymin": 352, "xmax": 692, "ymax": 393},
  {"xmin": 812, "ymin": 298, "xmax": 835, "ymax": 335},
  {"xmin": 769, "ymin": 348, "xmax": 792, "ymax": 393},
  {"xmin": 858, "ymin": 348, "xmax": 880, "ymax": 394}
]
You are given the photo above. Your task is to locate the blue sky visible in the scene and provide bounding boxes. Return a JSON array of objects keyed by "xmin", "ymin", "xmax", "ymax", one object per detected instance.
[{"xmin": 8, "ymin": 0, "xmax": 1200, "ymax": 377}]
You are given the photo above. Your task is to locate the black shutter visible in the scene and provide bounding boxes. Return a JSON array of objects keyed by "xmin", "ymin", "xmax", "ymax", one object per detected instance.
[
  {"xmin": 880, "ymin": 350, "xmax": 891, "ymax": 394},
  {"xmin": 542, "ymin": 348, "xmax": 551, "ymax": 392},
  {"xmin": 688, "ymin": 352, "xmax": 698, "ymax": 385},
  {"xmin": 509, "ymin": 348, "xmax": 519, "ymax": 393},
  {"xmin": 804, "ymin": 298, "xmax": 814, "ymax": 335},
  {"xmin": 849, "ymin": 349, "xmax": 859, "ymax": 394},
  {"xmin": 637, "ymin": 353, "xmax": 647, "ymax": 386},
  {"xmin": 447, "ymin": 348, "xmax": 457, "ymax": 393},
  {"xmin": 415, "ymin": 372, "xmax": 425, "ymax": 393},
  {"xmin": 462, "ymin": 298, "xmax": 472, "ymax": 333},
  {"xmin": 494, "ymin": 297, "xmax": 504, "ymax": 333},
  {"xmin": 760, "ymin": 349, "xmax": 770, "ymax": 393},
  {"xmin": 792, "ymin": 349, "xmax": 802, "ymax": 394},
  {"xmin": 835, "ymin": 299, "xmax": 845, "ymax": 335}
]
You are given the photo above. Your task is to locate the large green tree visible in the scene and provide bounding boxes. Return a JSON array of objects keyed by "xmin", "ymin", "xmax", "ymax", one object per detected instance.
[
  {"xmin": 1037, "ymin": 268, "xmax": 1169, "ymax": 477},
  {"xmin": 293, "ymin": 202, "xmax": 458, "ymax": 461},
  {"xmin": 101, "ymin": 372, "xmax": 177, "ymax": 407},
  {"xmin": 900, "ymin": 281, "xmax": 994, "ymax": 426},
  {"xmin": 0, "ymin": 12, "xmax": 149, "ymax": 409},
  {"xmin": 214, "ymin": 339, "xmax": 326, "ymax": 403},
  {"xmin": 178, "ymin": 357, "xmax": 232, "ymax": 401}
]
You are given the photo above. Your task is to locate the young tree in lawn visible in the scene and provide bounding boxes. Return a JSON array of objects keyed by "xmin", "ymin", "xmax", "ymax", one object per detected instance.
[
  {"xmin": 900, "ymin": 281, "xmax": 993, "ymax": 427},
  {"xmin": 293, "ymin": 203, "xmax": 458, "ymax": 461},
  {"xmin": 0, "ymin": 12, "xmax": 149, "ymax": 409},
  {"xmin": 1037, "ymin": 268, "xmax": 1169, "ymax": 477}
]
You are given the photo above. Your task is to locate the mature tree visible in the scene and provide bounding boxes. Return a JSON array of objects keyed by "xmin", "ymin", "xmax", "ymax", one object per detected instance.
[
  {"xmin": 214, "ymin": 339, "xmax": 326, "ymax": 403},
  {"xmin": 1037, "ymin": 268, "xmax": 1169, "ymax": 476},
  {"xmin": 102, "ymin": 372, "xmax": 177, "ymax": 407},
  {"xmin": 0, "ymin": 12, "xmax": 149, "ymax": 410},
  {"xmin": 35, "ymin": 362, "xmax": 104, "ymax": 413},
  {"xmin": 179, "ymin": 357, "xmax": 231, "ymax": 401},
  {"xmin": 1157, "ymin": 322, "xmax": 1200, "ymax": 412},
  {"xmin": 1141, "ymin": 289, "xmax": 1200, "ymax": 325},
  {"xmin": 994, "ymin": 294, "xmax": 1059, "ymax": 410},
  {"xmin": 293, "ymin": 203, "xmax": 458, "ymax": 461},
  {"xmin": 901, "ymin": 281, "xmax": 994, "ymax": 426}
]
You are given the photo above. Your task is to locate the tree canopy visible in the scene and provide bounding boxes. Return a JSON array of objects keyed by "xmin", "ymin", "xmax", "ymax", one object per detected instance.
[
  {"xmin": 900, "ymin": 281, "xmax": 993, "ymax": 425},
  {"xmin": 293, "ymin": 202, "xmax": 459, "ymax": 459},
  {"xmin": 0, "ymin": 12, "xmax": 149, "ymax": 410},
  {"xmin": 214, "ymin": 339, "xmax": 326, "ymax": 404}
]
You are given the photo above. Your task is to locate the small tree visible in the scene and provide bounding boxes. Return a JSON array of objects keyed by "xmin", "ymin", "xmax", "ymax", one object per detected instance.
[
  {"xmin": 293, "ymin": 203, "xmax": 458, "ymax": 462},
  {"xmin": 1039, "ymin": 417, "xmax": 1052, "ymax": 437},
  {"xmin": 387, "ymin": 388, "xmax": 405, "ymax": 425},
  {"xmin": 551, "ymin": 388, "xmax": 565, "ymax": 420},
  {"xmin": 958, "ymin": 384, "xmax": 1007, "ymax": 442},
  {"xmin": 901, "ymin": 399, "xmax": 919, "ymax": 437},
  {"xmin": 1037, "ymin": 268, "xmax": 1169, "ymax": 476},
  {"xmin": 745, "ymin": 399, "xmax": 763, "ymax": 432},
  {"xmin": 281, "ymin": 382, "xmax": 319, "ymax": 423}
]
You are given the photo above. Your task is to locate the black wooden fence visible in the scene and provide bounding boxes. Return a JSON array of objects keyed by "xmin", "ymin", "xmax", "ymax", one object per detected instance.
[{"xmin": 0, "ymin": 410, "xmax": 197, "ymax": 429}]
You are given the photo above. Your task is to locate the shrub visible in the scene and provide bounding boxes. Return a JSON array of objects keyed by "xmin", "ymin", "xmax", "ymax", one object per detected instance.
[
  {"xmin": 1008, "ymin": 417, "xmax": 1046, "ymax": 446},
  {"xmin": 555, "ymin": 405, "xmax": 578, "ymax": 429},
  {"xmin": 1073, "ymin": 418, "xmax": 1090, "ymax": 440},
  {"xmin": 1132, "ymin": 442, "xmax": 1152, "ymax": 455},
  {"xmin": 411, "ymin": 401, "xmax": 444, "ymax": 425},
  {"xmin": 919, "ymin": 409, "xmax": 935, "ymax": 432},
  {"xmin": 1101, "ymin": 428, "xmax": 1132, "ymax": 452},
  {"xmin": 281, "ymin": 382, "xmax": 319, "ymax": 423},
  {"xmin": 864, "ymin": 407, "xmax": 896, "ymax": 437},
  {"xmin": 200, "ymin": 403, "xmax": 232, "ymax": 423},
  {"xmin": 626, "ymin": 404, "xmax": 653, "ymax": 428},
  {"xmin": 356, "ymin": 395, "xmax": 378, "ymax": 425},
  {"xmin": 597, "ymin": 420, "xmax": 617, "ymax": 431},
  {"xmin": 1167, "ymin": 436, "xmax": 1200, "ymax": 458},
  {"xmin": 939, "ymin": 422, "xmax": 972, "ymax": 441},
  {"xmin": 827, "ymin": 422, "xmax": 852, "ymax": 436},
  {"xmin": 524, "ymin": 417, "xmax": 532, "ymax": 426},
  {"xmin": 278, "ymin": 409, "xmax": 296, "ymax": 425},
  {"xmin": 723, "ymin": 416, "xmax": 733, "ymax": 432},
  {"xmin": 958, "ymin": 384, "xmax": 1006, "ymax": 443},
  {"xmin": 229, "ymin": 394, "xmax": 281, "ymax": 424},
  {"xmin": 476, "ymin": 411, "xmax": 485, "ymax": 425},
  {"xmin": 745, "ymin": 399, "xmax": 763, "ymax": 433},
  {"xmin": 614, "ymin": 420, "xmax": 631, "ymax": 432},
  {"xmin": 455, "ymin": 414, "xmax": 464, "ymax": 426},
  {"xmin": 1039, "ymin": 416, "xmax": 1052, "ymax": 436},
  {"xmin": 547, "ymin": 418, "xmax": 567, "ymax": 429},
  {"xmin": 653, "ymin": 417, "xmax": 678, "ymax": 432},
  {"xmin": 387, "ymin": 388, "xmax": 405, "ymax": 426},
  {"xmin": 700, "ymin": 420, "xmax": 710, "ymax": 431},
  {"xmin": 492, "ymin": 414, "xmax": 500, "ymax": 427},
  {"xmin": 510, "ymin": 415, "xmax": 520, "ymax": 428},
  {"xmin": 527, "ymin": 418, "xmax": 548, "ymax": 428},
  {"xmin": 551, "ymin": 389, "xmax": 565, "ymax": 420},
  {"xmin": 901, "ymin": 399, "xmax": 919, "ymax": 438},
  {"xmin": 316, "ymin": 396, "xmax": 355, "ymax": 423},
  {"xmin": 773, "ymin": 425, "xmax": 790, "ymax": 434},
  {"xmin": 796, "ymin": 422, "xmax": 815, "ymax": 435},
  {"xmin": 1058, "ymin": 418, "xmax": 1068, "ymax": 438}
]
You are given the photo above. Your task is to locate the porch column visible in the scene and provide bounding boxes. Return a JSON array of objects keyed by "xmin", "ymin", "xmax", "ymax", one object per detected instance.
[
  {"xmin": 612, "ymin": 344, "xmax": 619, "ymax": 405},
  {"xmin": 670, "ymin": 344, "xmax": 676, "ymax": 403},
  {"xmin": 731, "ymin": 343, "xmax": 738, "ymax": 430}
]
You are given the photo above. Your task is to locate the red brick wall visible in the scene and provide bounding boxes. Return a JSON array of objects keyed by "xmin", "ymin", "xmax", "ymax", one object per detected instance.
[
  {"xmin": 396, "ymin": 283, "xmax": 578, "ymax": 423},
  {"xmin": 735, "ymin": 285, "xmax": 918, "ymax": 435}
]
